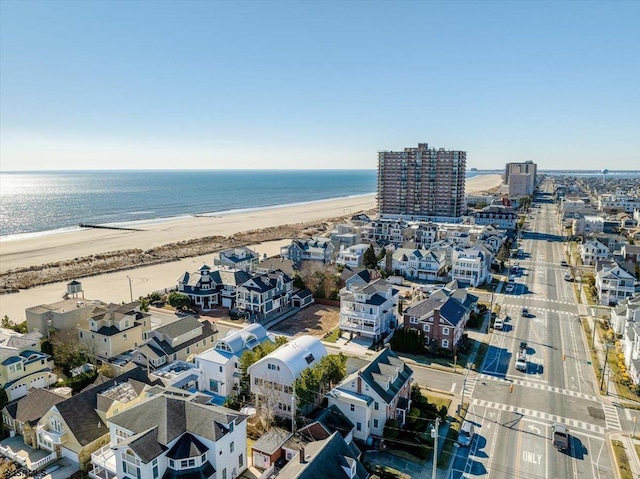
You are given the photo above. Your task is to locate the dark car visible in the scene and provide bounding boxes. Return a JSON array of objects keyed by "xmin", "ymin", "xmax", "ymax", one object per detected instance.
[{"xmin": 521, "ymin": 307, "xmax": 530, "ymax": 317}]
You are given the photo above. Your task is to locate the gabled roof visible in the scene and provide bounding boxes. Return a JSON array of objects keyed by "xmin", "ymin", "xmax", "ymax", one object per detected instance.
[
  {"xmin": 4, "ymin": 388, "xmax": 66, "ymax": 425},
  {"xmin": 154, "ymin": 316, "xmax": 203, "ymax": 339},
  {"xmin": 109, "ymin": 390, "xmax": 247, "ymax": 461},
  {"xmin": 337, "ymin": 348, "xmax": 413, "ymax": 406},
  {"xmin": 252, "ymin": 427, "xmax": 292, "ymax": 455},
  {"xmin": 55, "ymin": 367, "xmax": 160, "ymax": 446},
  {"xmin": 276, "ymin": 432, "xmax": 368, "ymax": 479}
]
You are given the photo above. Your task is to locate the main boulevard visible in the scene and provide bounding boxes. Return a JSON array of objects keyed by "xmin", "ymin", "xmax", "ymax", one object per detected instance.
[{"xmin": 447, "ymin": 184, "xmax": 620, "ymax": 479}]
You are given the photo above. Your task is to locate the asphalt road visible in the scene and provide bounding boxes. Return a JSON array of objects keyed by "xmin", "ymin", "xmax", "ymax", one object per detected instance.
[{"xmin": 449, "ymin": 184, "xmax": 617, "ymax": 479}]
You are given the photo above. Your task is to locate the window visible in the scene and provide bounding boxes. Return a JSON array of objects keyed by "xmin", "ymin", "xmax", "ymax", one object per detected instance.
[
  {"xmin": 230, "ymin": 441, "xmax": 234, "ymax": 453},
  {"xmin": 169, "ymin": 459, "xmax": 175, "ymax": 468},
  {"xmin": 219, "ymin": 366, "xmax": 223, "ymax": 373},
  {"xmin": 239, "ymin": 453, "xmax": 244, "ymax": 468},
  {"xmin": 304, "ymin": 353, "xmax": 314, "ymax": 364},
  {"xmin": 188, "ymin": 459, "xmax": 195, "ymax": 467},
  {"xmin": 181, "ymin": 460, "xmax": 188, "ymax": 468},
  {"xmin": 80, "ymin": 332, "xmax": 83, "ymax": 338},
  {"xmin": 410, "ymin": 317, "xmax": 418, "ymax": 324},
  {"xmin": 222, "ymin": 468, "xmax": 227, "ymax": 479},
  {"xmin": 356, "ymin": 422, "xmax": 361, "ymax": 431},
  {"xmin": 350, "ymin": 404, "xmax": 355, "ymax": 412},
  {"xmin": 442, "ymin": 339, "xmax": 449, "ymax": 348},
  {"xmin": 442, "ymin": 327, "xmax": 450, "ymax": 335},
  {"xmin": 374, "ymin": 419, "xmax": 379, "ymax": 428},
  {"xmin": 423, "ymin": 324, "xmax": 431, "ymax": 332},
  {"xmin": 201, "ymin": 453, "xmax": 206, "ymax": 462},
  {"xmin": 374, "ymin": 402, "xmax": 379, "ymax": 411}
]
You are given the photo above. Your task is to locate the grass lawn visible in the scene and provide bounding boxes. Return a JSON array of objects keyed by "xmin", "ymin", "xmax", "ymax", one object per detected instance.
[
  {"xmin": 612, "ymin": 440, "xmax": 633, "ymax": 479},
  {"xmin": 323, "ymin": 328, "xmax": 341, "ymax": 343}
]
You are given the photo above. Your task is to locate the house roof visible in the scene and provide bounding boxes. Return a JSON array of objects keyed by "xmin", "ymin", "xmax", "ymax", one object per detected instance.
[
  {"xmin": 166, "ymin": 432, "xmax": 209, "ymax": 460},
  {"xmin": 109, "ymin": 390, "xmax": 247, "ymax": 462},
  {"xmin": 276, "ymin": 432, "xmax": 368, "ymax": 479},
  {"xmin": 197, "ymin": 324, "xmax": 271, "ymax": 365},
  {"xmin": 4, "ymin": 388, "xmax": 66, "ymax": 425},
  {"xmin": 337, "ymin": 348, "xmax": 413, "ymax": 406},
  {"xmin": 240, "ymin": 269, "xmax": 292, "ymax": 293},
  {"xmin": 55, "ymin": 367, "xmax": 160, "ymax": 446},
  {"xmin": 252, "ymin": 427, "xmax": 292, "ymax": 455},
  {"xmin": 154, "ymin": 316, "xmax": 203, "ymax": 339}
]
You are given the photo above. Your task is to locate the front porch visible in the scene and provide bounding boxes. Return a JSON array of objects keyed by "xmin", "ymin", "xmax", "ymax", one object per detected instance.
[{"xmin": 0, "ymin": 435, "xmax": 57, "ymax": 471}]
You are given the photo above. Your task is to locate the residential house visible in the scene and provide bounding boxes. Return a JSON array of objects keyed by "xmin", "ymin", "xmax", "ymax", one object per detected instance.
[
  {"xmin": 281, "ymin": 237, "xmax": 335, "ymax": 264},
  {"xmin": 439, "ymin": 228, "xmax": 471, "ymax": 247},
  {"xmin": 132, "ymin": 316, "xmax": 217, "ymax": 370},
  {"xmin": 327, "ymin": 348, "xmax": 413, "ymax": 442},
  {"xmin": 336, "ymin": 244, "xmax": 370, "ymax": 268},
  {"xmin": 149, "ymin": 360, "xmax": 201, "ymax": 391},
  {"xmin": 35, "ymin": 368, "xmax": 158, "ymax": 470},
  {"xmin": 291, "ymin": 289, "xmax": 315, "ymax": 309},
  {"xmin": 248, "ymin": 335, "xmax": 327, "ymax": 419},
  {"xmin": 0, "ymin": 329, "xmax": 56, "ymax": 401},
  {"xmin": 474, "ymin": 205, "xmax": 517, "ymax": 230},
  {"xmin": 90, "ymin": 388, "xmax": 248, "ymax": 479},
  {"xmin": 177, "ymin": 265, "xmax": 252, "ymax": 310},
  {"xmin": 407, "ymin": 222, "xmax": 439, "ymax": 248},
  {"xmin": 339, "ymin": 278, "xmax": 398, "ymax": 340},
  {"xmin": 330, "ymin": 224, "xmax": 361, "ymax": 249},
  {"xmin": 623, "ymin": 323, "xmax": 640, "ymax": 385},
  {"xmin": 214, "ymin": 246, "xmax": 259, "ymax": 272},
  {"xmin": 358, "ymin": 219, "xmax": 406, "ymax": 246},
  {"xmin": 78, "ymin": 302, "xmax": 152, "ymax": 361},
  {"xmin": 581, "ymin": 239, "xmax": 610, "ymax": 266},
  {"xmin": 196, "ymin": 323, "xmax": 272, "ymax": 398},
  {"xmin": 621, "ymin": 244, "xmax": 640, "ymax": 265},
  {"xmin": 26, "ymin": 298, "xmax": 107, "ymax": 337},
  {"xmin": 235, "ymin": 269, "xmax": 294, "ymax": 321},
  {"xmin": 2, "ymin": 388, "xmax": 67, "ymax": 452},
  {"xmin": 385, "ymin": 247, "xmax": 447, "ymax": 281},
  {"xmin": 451, "ymin": 246, "xmax": 492, "ymax": 287},
  {"xmin": 572, "ymin": 215, "xmax": 605, "ymax": 236},
  {"xmin": 254, "ymin": 257, "xmax": 299, "ymax": 278},
  {"xmin": 612, "ymin": 294, "xmax": 640, "ymax": 337},
  {"xmin": 403, "ymin": 295, "xmax": 469, "ymax": 351},
  {"xmin": 276, "ymin": 432, "xmax": 368, "ymax": 479},
  {"xmin": 596, "ymin": 260, "xmax": 637, "ymax": 306}
]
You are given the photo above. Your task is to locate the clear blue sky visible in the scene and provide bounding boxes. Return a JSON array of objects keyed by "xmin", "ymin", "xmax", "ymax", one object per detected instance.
[{"xmin": 1, "ymin": 0, "xmax": 639, "ymax": 171}]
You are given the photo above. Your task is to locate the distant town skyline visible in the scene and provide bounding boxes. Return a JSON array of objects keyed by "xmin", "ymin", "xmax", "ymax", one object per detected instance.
[{"xmin": 1, "ymin": 1, "xmax": 639, "ymax": 172}]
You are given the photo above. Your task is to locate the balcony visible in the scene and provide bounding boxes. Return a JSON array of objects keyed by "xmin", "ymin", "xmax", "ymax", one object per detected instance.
[
  {"xmin": 90, "ymin": 444, "xmax": 118, "ymax": 479},
  {"xmin": 37, "ymin": 425, "xmax": 69, "ymax": 445}
]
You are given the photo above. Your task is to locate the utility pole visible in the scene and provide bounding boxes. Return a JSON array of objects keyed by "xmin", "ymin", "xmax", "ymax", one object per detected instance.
[
  {"xmin": 600, "ymin": 341, "xmax": 611, "ymax": 392},
  {"xmin": 431, "ymin": 416, "xmax": 440, "ymax": 479}
]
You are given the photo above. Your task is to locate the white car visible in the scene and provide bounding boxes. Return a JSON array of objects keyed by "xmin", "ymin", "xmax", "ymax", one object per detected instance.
[
  {"xmin": 505, "ymin": 284, "xmax": 515, "ymax": 293},
  {"xmin": 458, "ymin": 421, "xmax": 475, "ymax": 447},
  {"xmin": 494, "ymin": 318, "xmax": 504, "ymax": 330}
]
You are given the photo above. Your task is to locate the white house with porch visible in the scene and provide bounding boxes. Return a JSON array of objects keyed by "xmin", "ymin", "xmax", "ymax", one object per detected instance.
[{"xmin": 339, "ymin": 278, "xmax": 398, "ymax": 340}]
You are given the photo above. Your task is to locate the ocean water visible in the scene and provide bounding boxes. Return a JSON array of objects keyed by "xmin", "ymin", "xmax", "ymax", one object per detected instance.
[{"xmin": 0, "ymin": 170, "xmax": 380, "ymax": 239}]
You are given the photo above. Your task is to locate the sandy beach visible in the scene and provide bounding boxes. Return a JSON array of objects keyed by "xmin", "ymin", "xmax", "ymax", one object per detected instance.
[{"xmin": 0, "ymin": 174, "xmax": 502, "ymax": 322}]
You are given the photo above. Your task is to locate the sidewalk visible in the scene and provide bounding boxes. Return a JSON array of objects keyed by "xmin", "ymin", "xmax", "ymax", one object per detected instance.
[{"xmin": 611, "ymin": 433, "xmax": 640, "ymax": 479}]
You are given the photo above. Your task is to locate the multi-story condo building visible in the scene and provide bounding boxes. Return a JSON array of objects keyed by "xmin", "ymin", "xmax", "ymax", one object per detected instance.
[
  {"xmin": 508, "ymin": 173, "xmax": 534, "ymax": 197},
  {"xmin": 26, "ymin": 297, "xmax": 107, "ymax": 337},
  {"xmin": 596, "ymin": 260, "xmax": 637, "ymax": 306},
  {"xmin": 378, "ymin": 143, "xmax": 466, "ymax": 222},
  {"xmin": 451, "ymin": 246, "xmax": 492, "ymax": 287},
  {"xmin": 504, "ymin": 161, "xmax": 537, "ymax": 195}
]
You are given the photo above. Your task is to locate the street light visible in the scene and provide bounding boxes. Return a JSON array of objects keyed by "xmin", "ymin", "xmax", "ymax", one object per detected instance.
[{"xmin": 126, "ymin": 276, "xmax": 133, "ymax": 303}]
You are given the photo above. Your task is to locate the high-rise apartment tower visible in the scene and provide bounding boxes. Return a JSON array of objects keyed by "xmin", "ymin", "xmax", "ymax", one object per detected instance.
[
  {"xmin": 505, "ymin": 161, "xmax": 537, "ymax": 196},
  {"xmin": 377, "ymin": 143, "xmax": 466, "ymax": 222}
]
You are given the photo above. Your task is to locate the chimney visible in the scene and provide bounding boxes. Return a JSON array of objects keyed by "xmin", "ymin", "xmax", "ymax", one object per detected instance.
[{"xmin": 299, "ymin": 446, "xmax": 306, "ymax": 464}]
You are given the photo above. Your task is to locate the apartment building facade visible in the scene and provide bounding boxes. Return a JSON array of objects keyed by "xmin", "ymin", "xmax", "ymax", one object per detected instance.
[
  {"xmin": 377, "ymin": 143, "xmax": 466, "ymax": 222},
  {"xmin": 505, "ymin": 161, "xmax": 537, "ymax": 195}
]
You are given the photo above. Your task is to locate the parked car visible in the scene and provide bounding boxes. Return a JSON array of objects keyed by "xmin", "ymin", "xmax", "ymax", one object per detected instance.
[
  {"xmin": 564, "ymin": 273, "xmax": 573, "ymax": 282},
  {"xmin": 458, "ymin": 421, "xmax": 475, "ymax": 447},
  {"xmin": 505, "ymin": 284, "xmax": 515, "ymax": 293},
  {"xmin": 521, "ymin": 307, "xmax": 530, "ymax": 317},
  {"xmin": 561, "ymin": 260, "xmax": 568, "ymax": 267},
  {"xmin": 494, "ymin": 317, "xmax": 504, "ymax": 330}
]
